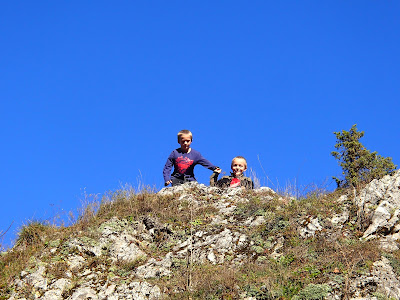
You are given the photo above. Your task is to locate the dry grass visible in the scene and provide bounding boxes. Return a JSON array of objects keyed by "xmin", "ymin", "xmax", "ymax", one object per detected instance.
[
  {"xmin": 0, "ymin": 220, "xmax": 60, "ymax": 297},
  {"xmin": 161, "ymin": 263, "xmax": 240, "ymax": 299}
]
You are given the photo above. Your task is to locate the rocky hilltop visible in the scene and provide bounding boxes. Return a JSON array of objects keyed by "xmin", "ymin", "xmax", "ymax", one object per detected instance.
[{"xmin": 3, "ymin": 172, "xmax": 400, "ymax": 299}]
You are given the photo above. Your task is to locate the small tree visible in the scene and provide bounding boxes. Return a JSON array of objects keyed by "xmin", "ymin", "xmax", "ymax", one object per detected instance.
[{"xmin": 332, "ymin": 124, "xmax": 397, "ymax": 188}]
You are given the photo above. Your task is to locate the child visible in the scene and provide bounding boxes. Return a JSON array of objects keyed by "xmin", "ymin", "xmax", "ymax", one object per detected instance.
[
  {"xmin": 163, "ymin": 130, "xmax": 220, "ymax": 186},
  {"xmin": 210, "ymin": 156, "xmax": 254, "ymax": 189}
]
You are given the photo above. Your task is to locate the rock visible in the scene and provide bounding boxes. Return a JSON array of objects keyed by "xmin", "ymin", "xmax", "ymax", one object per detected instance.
[
  {"xmin": 109, "ymin": 232, "xmax": 147, "ymax": 262},
  {"xmin": 254, "ymin": 187, "xmax": 275, "ymax": 194},
  {"xmin": 50, "ymin": 278, "xmax": 71, "ymax": 291},
  {"xmin": 270, "ymin": 236, "xmax": 285, "ymax": 259},
  {"xmin": 299, "ymin": 216, "xmax": 322, "ymax": 238},
  {"xmin": 136, "ymin": 253, "xmax": 172, "ymax": 279},
  {"xmin": 23, "ymin": 264, "xmax": 47, "ymax": 290},
  {"xmin": 213, "ymin": 200, "xmax": 237, "ymax": 215},
  {"xmin": 207, "ymin": 250, "xmax": 217, "ymax": 264},
  {"xmin": 135, "ymin": 281, "xmax": 162, "ymax": 299},
  {"xmin": 215, "ymin": 228, "xmax": 234, "ymax": 249},
  {"xmin": 347, "ymin": 275, "xmax": 377, "ymax": 297},
  {"xmin": 70, "ymin": 287, "xmax": 98, "ymax": 300},
  {"xmin": 372, "ymin": 256, "xmax": 400, "ymax": 299},
  {"xmin": 244, "ymin": 216, "xmax": 266, "ymax": 227},
  {"xmin": 356, "ymin": 171, "xmax": 400, "ymax": 240},
  {"xmin": 378, "ymin": 234, "xmax": 400, "ymax": 251},
  {"xmin": 172, "ymin": 228, "xmax": 249, "ymax": 264},
  {"xmin": 68, "ymin": 254, "xmax": 86, "ymax": 270},
  {"xmin": 158, "ymin": 181, "xmax": 204, "ymax": 196},
  {"xmin": 41, "ymin": 289, "xmax": 63, "ymax": 300},
  {"xmin": 331, "ymin": 209, "xmax": 349, "ymax": 227},
  {"xmin": 97, "ymin": 284, "xmax": 116, "ymax": 299},
  {"xmin": 8, "ymin": 178, "xmax": 400, "ymax": 299},
  {"xmin": 210, "ymin": 215, "xmax": 228, "ymax": 225},
  {"xmin": 68, "ymin": 237, "xmax": 102, "ymax": 257},
  {"xmin": 362, "ymin": 201, "xmax": 392, "ymax": 239}
]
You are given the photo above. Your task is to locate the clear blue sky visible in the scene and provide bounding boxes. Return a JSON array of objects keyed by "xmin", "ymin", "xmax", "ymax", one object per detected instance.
[{"xmin": 1, "ymin": 1, "xmax": 399, "ymax": 248}]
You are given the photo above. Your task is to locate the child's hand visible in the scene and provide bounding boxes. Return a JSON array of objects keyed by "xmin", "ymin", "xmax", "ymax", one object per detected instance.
[
  {"xmin": 214, "ymin": 167, "xmax": 222, "ymax": 174},
  {"xmin": 165, "ymin": 180, "xmax": 172, "ymax": 186}
]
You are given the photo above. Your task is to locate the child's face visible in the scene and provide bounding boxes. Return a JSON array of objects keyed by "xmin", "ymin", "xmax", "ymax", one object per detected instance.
[
  {"xmin": 178, "ymin": 134, "xmax": 192, "ymax": 152},
  {"xmin": 231, "ymin": 158, "xmax": 247, "ymax": 177}
]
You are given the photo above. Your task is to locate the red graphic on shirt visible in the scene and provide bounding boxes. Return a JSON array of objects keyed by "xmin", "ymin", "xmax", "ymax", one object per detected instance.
[
  {"xmin": 176, "ymin": 156, "xmax": 194, "ymax": 174},
  {"xmin": 230, "ymin": 178, "xmax": 241, "ymax": 188}
]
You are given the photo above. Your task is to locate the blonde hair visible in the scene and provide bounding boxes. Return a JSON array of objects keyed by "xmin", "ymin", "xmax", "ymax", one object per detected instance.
[
  {"xmin": 231, "ymin": 156, "xmax": 247, "ymax": 168},
  {"xmin": 177, "ymin": 129, "xmax": 193, "ymax": 142}
]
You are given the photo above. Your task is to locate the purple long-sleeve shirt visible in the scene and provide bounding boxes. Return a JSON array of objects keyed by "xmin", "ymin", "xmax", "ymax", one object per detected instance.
[{"xmin": 163, "ymin": 148, "xmax": 217, "ymax": 182}]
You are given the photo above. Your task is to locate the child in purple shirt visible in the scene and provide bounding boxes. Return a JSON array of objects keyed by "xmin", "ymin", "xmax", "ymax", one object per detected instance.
[{"xmin": 163, "ymin": 130, "xmax": 220, "ymax": 186}]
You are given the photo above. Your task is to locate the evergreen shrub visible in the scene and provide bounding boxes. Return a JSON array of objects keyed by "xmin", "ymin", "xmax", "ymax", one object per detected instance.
[{"xmin": 332, "ymin": 124, "xmax": 397, "ymax": 188}]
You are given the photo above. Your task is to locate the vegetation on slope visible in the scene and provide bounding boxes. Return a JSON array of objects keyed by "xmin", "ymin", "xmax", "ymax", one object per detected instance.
[{"xmin": 1, "ymin": 184, "xmax": 395, "ymax": 299}]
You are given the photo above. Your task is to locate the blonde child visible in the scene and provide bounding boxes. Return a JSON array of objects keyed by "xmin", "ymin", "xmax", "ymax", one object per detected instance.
[
  {"xmin": 163, "ymin": 130, "xmax": 220, "ymax": 186},
  {"xmin": 210, "ymin": 156, "xmax": 254, "ymax": 189}
]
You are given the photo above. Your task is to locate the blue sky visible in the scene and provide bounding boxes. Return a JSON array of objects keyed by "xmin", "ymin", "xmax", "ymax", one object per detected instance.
[{"xmin": 1, "ymin": 1, "xmax": 399, "ymax": 248}]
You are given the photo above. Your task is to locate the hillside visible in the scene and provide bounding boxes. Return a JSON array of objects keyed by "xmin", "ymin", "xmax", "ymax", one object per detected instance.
[{"xmin": 2, "ymin": 172, "xmax": 400, "ymax": 299}]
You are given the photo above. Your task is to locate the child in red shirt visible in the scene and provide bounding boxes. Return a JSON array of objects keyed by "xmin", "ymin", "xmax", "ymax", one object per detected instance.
[{"xmin": 210, "ymin": 156, "xmax": 254, "ymax": 189}]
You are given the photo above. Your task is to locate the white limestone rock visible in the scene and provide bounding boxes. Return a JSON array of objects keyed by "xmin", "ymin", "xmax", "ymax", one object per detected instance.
[
  {"xmin": 136, "ymin": 252, "xmax": 172, "ymax": 279},
  {"xmin": 109, "ymin": 232, "xmax": 147, "ymax": 262},
  {"xmin": 69, "ymin": 287, "xmax": 98, "ymax": 300},
  {"xmin": 23, "ymin": 264, "xmax": 47, "ymax": 290},
  {"xmin": 244, "ymin": 216, "xmax": 266, "ymax": 227},
  {"xmin": 356, "ymin": 171, "xmax": 400, "ymax": 240},
  {"xmin": 331, "ymin": 209, "xmax": 349, "ymax": 227},
  {"xmin": 299, "ymin": 216, "xmax": 323, "ymax": 238},
  {"xmin": 68, "ymin": 237, "xmax": 102, "ymax": 257},
  {"xmin": 372, "ymin": 256, "xmax": 400, "ymax": 299},
  {"xmin": 67, "ymin": 254, "xmax": 86, "ymax": 270},
  {"xmin": 41, "ymin": 289, "xmax": 63, "ymax": 300}
]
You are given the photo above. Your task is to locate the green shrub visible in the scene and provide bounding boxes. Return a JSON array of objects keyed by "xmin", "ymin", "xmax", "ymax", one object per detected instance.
[
  {"xmin": 332, "ymin": 124, "xmax": 397, "ymax": 188},
  {"xmin": 292, "ymin": 283, "xmax": 331, "ymax": 300}
]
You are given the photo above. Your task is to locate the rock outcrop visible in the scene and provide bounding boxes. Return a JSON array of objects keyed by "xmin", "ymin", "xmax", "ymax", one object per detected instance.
[
  {"xmin": 356, "ymin": 172, "xmax": 400, "ymax": 248},
  {"xmin": 5, "ymin": 173, "xmax": 400, "ymax": 299}
]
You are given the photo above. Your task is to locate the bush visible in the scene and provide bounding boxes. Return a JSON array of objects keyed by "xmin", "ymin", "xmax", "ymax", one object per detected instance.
[
  {"xmin": 292, "ymin": 283, "xmax": 331, "ymax": 300},
  {"xmin": 332, "ymin": 124, "xmax": 397, "ymax": 188}
]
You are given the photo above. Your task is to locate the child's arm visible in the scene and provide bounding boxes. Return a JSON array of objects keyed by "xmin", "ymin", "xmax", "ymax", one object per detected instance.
[
  {"xmin": 196, "ymin": 152, "xmax": 218, "ymax": 171},
  {"xmin": 163, "ymin": 152, "xmax": 175, "ymax": 185},
  {"xmin": 209, "ymin": 168, "xmax": 221, "ymax": 186}
]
